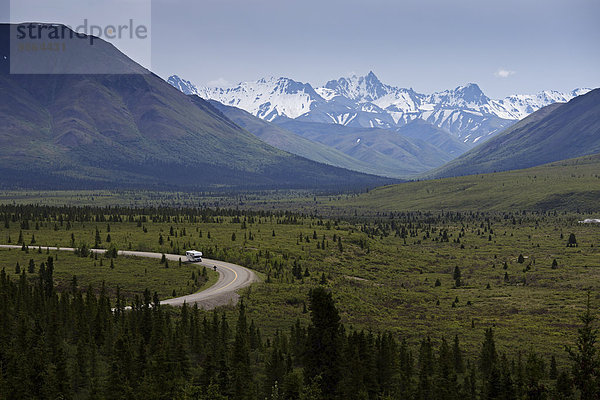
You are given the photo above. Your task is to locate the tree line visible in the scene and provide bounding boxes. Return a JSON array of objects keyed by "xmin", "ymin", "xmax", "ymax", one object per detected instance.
[
  {"xmin": 1, "ymin": 204, "xmax": 584, "ymax": 229},
  {"xmin": 0, "ymin": 265, "xmax": 597, "ymax": 399}
]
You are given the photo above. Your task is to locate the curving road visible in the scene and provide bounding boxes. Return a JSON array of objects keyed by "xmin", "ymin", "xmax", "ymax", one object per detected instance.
[{"xmin": 0, "ymin": 245, "xmax": 258, "ymax": 309}]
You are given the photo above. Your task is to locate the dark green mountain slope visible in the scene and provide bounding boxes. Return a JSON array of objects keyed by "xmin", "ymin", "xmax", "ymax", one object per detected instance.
[
  {"xmin": 277, "ymin": 120, "xmax": 455, "ymax": 178},
  {"xmin": 395, "ymin": 119, "xmax": 469, "ymax": 157},
  {"xmin": 429, "ymin": 88, "xmax": 600, "ymax": 178},
  {"xmin": 0, "ymin": 24, "xmax": 392, "ymax": 190},
  {"xmin": 334, "ymin": 153, "xmax": 600, "ymax": 212},
  {"xmin": 205, "ymin": 100, "xmax": 390, "ymax": 177}
]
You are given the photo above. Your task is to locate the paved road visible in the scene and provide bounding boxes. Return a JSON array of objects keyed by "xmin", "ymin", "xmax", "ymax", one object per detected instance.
[{"xmin": 0, "ymin": 245, "xmax": 258, "ymax": 309}]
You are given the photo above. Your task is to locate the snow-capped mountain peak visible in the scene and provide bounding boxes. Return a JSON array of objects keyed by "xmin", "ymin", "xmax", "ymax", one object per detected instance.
[
  {"xmin": 168, "ymin": 75, "xmax": 199, "ymax": 96},
  {"xmin": 323, "ymin": 71, "xmax": 388, "ymax": 102},
  {"xmin": 426, "ymin": 83, "xmax": 490, "ymax": 109},
  {"xmin": 191, "ymin": 76, "xmax": 322, "ymax": 121},
  {"xmin": 168, "ymin": 72, "xmax": 591, "ymax": 145}
]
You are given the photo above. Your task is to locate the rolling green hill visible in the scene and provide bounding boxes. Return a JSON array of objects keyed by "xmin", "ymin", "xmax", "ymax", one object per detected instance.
[
  {"xmin": 210, "ymin": 100, "xmax": 468, "ymax": 178},
  {"xmin": 0, "ymin": 23, "xmax": 393, "ymax": 190},
  {"xmin": 205, "ymin": 100, "xmax": 392, "ymax": 177},
  {"xmin": 277, "ymin": 120, "xmax": 456, "ymax": 178},
  {"xmin": 333, "ymin": 154, "xmax": 600, "ymax": 212},
  {"xmin": 395, "ymin": 118, "xmax": 469, "ymax": 157},
  {"xmin": 429, "ymin": 88, "xmax": 600, "ymax": 178}
]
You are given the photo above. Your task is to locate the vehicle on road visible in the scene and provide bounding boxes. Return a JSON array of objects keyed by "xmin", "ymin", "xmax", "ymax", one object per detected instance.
[{"xmin": 185, "ymin": 250, "xmax": 203, "ymax": 262}]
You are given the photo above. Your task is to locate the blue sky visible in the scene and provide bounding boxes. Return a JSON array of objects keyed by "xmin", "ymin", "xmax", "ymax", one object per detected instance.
[{"xmin": 3, "ymin": 0, "xmax": 599, "ymax": 97}]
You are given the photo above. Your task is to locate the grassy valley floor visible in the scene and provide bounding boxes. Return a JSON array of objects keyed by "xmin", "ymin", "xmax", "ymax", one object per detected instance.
[{"xmin": 1, "ymin": 206, "xmax": 599, "ymax": 365}]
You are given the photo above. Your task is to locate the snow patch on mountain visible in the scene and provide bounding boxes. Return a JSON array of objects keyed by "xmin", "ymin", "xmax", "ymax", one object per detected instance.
[
  {"xmin": 199, "ymin": 77, "xmax": 320, "ymax": 121},
  {"xmin": 168, "ymin": 72, "xmax": 591, "ymax": 145},
  {"xmin": 491, "ymin": 89, "xmax": 591, "ymax": 120},
  {"xmin": 168, "ymin": 75, "xmax": 199, "ymax": 96}
]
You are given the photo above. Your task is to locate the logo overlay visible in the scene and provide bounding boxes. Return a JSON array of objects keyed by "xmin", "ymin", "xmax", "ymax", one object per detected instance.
[{"xmin": 9, "ymin": 0, "xmax": 151, "ymax": 74}]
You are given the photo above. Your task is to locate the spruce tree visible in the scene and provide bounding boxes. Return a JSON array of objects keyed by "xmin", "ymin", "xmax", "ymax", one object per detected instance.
[
  {"xmin": 555, "ymin": 370, "xmax": 573, "ymax": 399},
  {"xmin": 480, "ymin": 328, "xmax": 498, "ymax": 378},
  {"xmin": 566, "ymin": 295, "xmax": 599, "ymax": 400},
  {"xmin": 106, "ymin": 336, "xmax": 134, "ymax": 399},
  {"xmin": 264, "ymin": 348, "xmax": 285, "ymax": 398},
  {"xmin": 453, "ymin": 335, "xmax": 465, "ymax": 373},
  {"xmin": 549, "ymin": 355, "xmax": 558, "ymax": 379},
  {"xmin": 500, "ymin": 369, "xmax": 516, "ymax": 400},
  {"xmin": 320, "ymin": 272, "xmax": 327, "ymax": 285},
  {"xmin": 305, "ymin": 287, "xmax": 341, "ymax": 398},
  {"xmin": 44, "ymin": 256, "xmax": 54, "ymax": 297},
  {"xmin": 95, "ymin": 227, "xmax": 101, "ymax": 247},
  {"xmin": 435, "ymin": 337, "xmax": 459, "ymax": 400},
  {"xmin": 484, "ymin": 366, "xmax": 501, "ymax": 400},
  {"xmin": 416, "ymin": 337, "xmax": 434, "ymax": 400},
  {"xmin": 231, "ymin": 302, "xmax": 252, "ymax": 400},
  {"xmin": 453, "ymin": 266, "xmax": 462, "ymax": 287}
]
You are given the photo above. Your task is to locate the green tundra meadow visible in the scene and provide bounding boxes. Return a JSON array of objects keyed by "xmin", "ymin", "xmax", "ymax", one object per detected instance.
[
  {"xmin": 1, "ymin": 203, "xmax": 598, "ymax": 359},
  {"xmin": 2, "ymin": 156, "xmax": 600, "ymax": 399}
]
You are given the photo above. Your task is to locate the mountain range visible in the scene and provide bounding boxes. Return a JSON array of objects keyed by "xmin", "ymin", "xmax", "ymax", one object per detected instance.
[
  {"xmin": 0, "ymin": 23, "xmax": 393, "ymax": 190},
  {"xmin": 209, "ymin": 100, "xmax": 464, "ymax": 178},
  {"xmin": 1, "ymin": 23, "xmax": 597, "ymax": 191},
  {"xmin": 428, "ymin": 88, "xmax": 600, "ymax": 178},
  {"xmin": 168, "ymin": 73, "xmax": 589, "ymax": 145}
]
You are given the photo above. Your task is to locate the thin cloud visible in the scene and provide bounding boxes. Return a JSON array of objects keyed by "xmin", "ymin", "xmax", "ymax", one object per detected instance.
[
  {"xmin": 494, "ymin": 68, "xmax": 516, "ymax": 78},
  {"xmin": 206, "ymin": 77, "xmax": 232, "ymax": 87}
]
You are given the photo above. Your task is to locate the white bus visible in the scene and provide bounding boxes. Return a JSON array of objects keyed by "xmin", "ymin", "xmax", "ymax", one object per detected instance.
[{"xmin": 185, "ymin": 250, "xmax": 203, "ymax": 262}]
